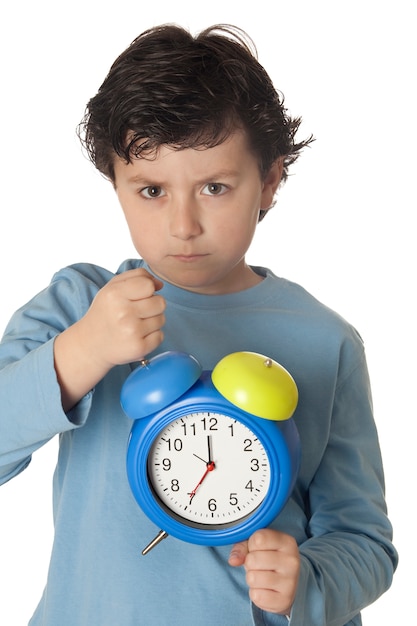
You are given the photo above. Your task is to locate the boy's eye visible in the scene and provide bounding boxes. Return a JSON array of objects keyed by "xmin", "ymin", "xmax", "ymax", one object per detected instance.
[
  {"xmin": 140, "ymin": 185, "xmax": 165, "ymax": 199},
  {"xmin": 202, "ymin": 183, "xmax": 228, "ymax": 196}
]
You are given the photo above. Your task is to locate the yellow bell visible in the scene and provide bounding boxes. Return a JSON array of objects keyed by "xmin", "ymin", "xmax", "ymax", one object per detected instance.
[{"xmin": 211, "ymin": 351, "xmax": 298, "ymax": 421}]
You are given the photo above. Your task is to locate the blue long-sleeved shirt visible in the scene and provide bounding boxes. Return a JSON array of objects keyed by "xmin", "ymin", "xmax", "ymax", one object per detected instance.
[{"xmin": 0, "ymin": 260, "xmax": 397, "ymax": 625}]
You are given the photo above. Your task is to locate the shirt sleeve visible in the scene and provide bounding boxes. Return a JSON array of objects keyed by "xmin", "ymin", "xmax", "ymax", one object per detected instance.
[
  {"xmin": 252, "ymin": 341, "xmax": 397, "ymax": 626},
  {"xmin": 0, "ymin": 264, "xmax": 109, "ymax": 485},
  {"xmin": 252, "ymin": 605, "xmax": 291, "ymax": 625}
]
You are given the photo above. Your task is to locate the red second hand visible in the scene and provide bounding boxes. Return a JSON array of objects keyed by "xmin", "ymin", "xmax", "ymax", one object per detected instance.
[{"xmin": 188, "ymin": 461, "xmax": 215, "ymax": 504}]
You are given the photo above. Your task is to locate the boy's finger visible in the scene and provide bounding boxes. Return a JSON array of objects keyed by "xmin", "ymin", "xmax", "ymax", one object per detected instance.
[
  {"xmin": 228, "ymin": 540, "xmax": 249, "ymax": 567},
  {"xmin": 248, "ymin": 529, "xmax": 292, "ymax": 553},
  {"xmin": 111, "ymin": 269, "xmax": 164, "ymax": 300}
]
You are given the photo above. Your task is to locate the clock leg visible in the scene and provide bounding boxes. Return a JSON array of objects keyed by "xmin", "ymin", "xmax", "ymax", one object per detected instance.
[{"xmin": 142, "ymin": 530, "xmax": 169, "ymax": 555}]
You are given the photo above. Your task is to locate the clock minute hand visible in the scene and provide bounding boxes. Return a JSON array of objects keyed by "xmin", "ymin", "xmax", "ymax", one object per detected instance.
[
  {"xmin": 207, "ymin": 435, "xmax": 213, "ymax": 464},
  {"xmin": 187, "ymin": 461, "xmax": 215, "ymax": 504}
]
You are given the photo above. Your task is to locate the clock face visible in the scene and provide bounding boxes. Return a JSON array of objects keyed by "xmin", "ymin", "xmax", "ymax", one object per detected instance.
[{"xmin": 147, "ymin": 411, "xmax": 271, "ymax": 529}]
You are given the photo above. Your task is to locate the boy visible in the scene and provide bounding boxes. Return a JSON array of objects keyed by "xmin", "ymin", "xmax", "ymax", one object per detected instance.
[{"xmin": 0, "ymin": 24, "xmax": 397, "ymax": 625}]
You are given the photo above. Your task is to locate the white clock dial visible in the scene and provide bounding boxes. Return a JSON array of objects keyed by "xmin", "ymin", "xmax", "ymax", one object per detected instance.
[{"xmin": 147, "ymin": 411, "xmax": 271, "ymax": 528}]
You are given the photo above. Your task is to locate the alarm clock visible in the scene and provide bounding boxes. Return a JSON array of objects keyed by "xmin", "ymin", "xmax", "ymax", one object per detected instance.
[{"xmin": 121, "ymin": 351, "xmax": 300, "ymax": 554}]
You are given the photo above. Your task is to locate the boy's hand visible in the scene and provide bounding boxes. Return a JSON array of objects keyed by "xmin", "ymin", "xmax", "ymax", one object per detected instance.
[
  {"xmin": 228, "ymin": 529, "xmax": 299, "ymax": 617},
  {"xmin": 54, "ymin": 268, "xmax": 166, "ymax": 411},
  {"xmin": 80, "ymin": 268, "xmax": 165, "ymax": 369}
]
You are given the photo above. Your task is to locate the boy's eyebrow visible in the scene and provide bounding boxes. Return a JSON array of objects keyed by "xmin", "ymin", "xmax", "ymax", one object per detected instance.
[
  {"xmin": 126, "ymin": 174, "xmax": 156, "ymax": 185},
  {"xmin": 126, "ymin": 169, "xmax": 241, "ymax": 185},
  {"xmin": 199, "ymin": 169, "xmax": 241, "ymax": 181}
]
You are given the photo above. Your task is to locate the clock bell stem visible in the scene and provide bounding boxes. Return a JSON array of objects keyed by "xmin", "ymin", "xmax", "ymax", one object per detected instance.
[{"xmin": 142, "ymin": 530, "xmax": 169, "ymax": 555}]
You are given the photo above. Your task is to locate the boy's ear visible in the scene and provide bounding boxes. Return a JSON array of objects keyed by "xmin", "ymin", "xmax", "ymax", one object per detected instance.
[{"xmin": 260, "ymin": 158, "xmax": 284, "ymax": 210}]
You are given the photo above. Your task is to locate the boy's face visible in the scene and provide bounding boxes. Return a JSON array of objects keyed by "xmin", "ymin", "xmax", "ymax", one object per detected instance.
[{"xmin": 114, "ymin": 130, "xmax": 281, "ymax": 295}]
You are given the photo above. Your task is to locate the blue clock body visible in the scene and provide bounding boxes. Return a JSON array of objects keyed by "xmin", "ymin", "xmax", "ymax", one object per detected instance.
[{"xmin": 122, "ymin": 352, "xmax": 301, "ymax": 547}]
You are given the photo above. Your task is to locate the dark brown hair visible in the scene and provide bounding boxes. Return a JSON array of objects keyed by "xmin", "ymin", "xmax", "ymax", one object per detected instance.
[{"xmin": 78, "ymin": 24, "xmax": 312, "ymax": 199}]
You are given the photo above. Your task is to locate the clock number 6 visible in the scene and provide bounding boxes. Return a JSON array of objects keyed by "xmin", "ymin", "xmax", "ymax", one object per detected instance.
[{"xmin": 208, "ymin": 498, "xmax": 217, "ymax": 512}]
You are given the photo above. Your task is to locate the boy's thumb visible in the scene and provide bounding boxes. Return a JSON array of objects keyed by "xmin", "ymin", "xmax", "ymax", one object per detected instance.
[{"xmin": 228, "ymin": 541, "xmax": 249, "ymax": 567}]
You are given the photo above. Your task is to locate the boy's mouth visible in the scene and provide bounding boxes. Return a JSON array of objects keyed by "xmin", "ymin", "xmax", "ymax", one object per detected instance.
[{"xmin": 171, "ymin": 254, "xmax": 209, "ymax": 262}]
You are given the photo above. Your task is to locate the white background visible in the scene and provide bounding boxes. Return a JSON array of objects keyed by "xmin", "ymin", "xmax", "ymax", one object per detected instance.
[{"xmin": 0, "ymin": 1, "xmax": 414, "ymax": 623}]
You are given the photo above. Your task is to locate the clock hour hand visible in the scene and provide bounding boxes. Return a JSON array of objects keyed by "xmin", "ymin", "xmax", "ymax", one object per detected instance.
[
  {"xmin": 193, "ymin": 453, "xmax": 207, "ymax": 464},
  {"xmin": 193, "ymin": 435, "xmax": 213, "ymax": 465}
]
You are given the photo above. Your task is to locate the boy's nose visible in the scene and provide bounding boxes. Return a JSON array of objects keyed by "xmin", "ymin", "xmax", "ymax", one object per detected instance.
[{"xmin": 169, "ymin": 202, "xmax": 202, "ymax": 240}]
